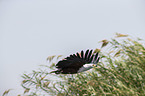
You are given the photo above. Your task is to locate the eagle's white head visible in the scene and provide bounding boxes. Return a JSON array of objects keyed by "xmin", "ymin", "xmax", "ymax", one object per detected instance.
[{"xmin": 77, "ymin": 64, "xmax": 96, "ymax": 73}]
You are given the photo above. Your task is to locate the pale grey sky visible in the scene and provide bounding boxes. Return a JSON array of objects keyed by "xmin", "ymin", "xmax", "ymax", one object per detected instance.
[{"xmin": 0, "ymin": 0, "xmax": 145, "ymax": 95}]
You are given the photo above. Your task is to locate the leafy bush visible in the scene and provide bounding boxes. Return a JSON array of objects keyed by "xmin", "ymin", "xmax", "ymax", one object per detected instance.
[{"xmin": 4, "ymin": 34, "xmax": 145, "ymax": 96}]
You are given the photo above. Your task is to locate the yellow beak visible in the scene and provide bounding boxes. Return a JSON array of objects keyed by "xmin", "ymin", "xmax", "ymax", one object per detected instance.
[{"xmin": 93, "ymin": 64, "xmax": 97, "ymax": 67}]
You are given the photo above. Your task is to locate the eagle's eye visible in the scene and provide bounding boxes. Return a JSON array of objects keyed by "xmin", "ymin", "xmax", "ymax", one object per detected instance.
[{"xmin": 93, "ymin": 64, "xmax": 97, "ymax": 67}]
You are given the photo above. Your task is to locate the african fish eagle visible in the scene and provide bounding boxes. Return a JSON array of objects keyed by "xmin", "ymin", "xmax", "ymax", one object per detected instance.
[{"xmin": 51, "ymin": 49, "xmax": 100, "ymax": 74}]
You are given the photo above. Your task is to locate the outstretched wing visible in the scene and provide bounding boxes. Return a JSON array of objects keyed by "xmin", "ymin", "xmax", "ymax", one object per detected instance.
[{"xmin": 56, "ymin": 49, "xmax": 99, "ymax": 69}]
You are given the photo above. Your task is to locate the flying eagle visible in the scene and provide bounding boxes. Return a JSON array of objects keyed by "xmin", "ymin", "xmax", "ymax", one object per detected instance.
[{"xmin": 51, "ymin": 49, "xmax": 100, "ymax": 74}]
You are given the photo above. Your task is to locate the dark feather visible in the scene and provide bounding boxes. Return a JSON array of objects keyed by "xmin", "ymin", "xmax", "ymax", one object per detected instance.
[
  {"xmin": 56, "ymin": 60, "xmax": 70, "ymax": 68},
  {"xmin": 85, "ymin": 49, "xmax": 89, "ymax": 60},
  {"xmin": 94, "ymin": 53, "xmax": 98, "ymax": 61},
  {"xmin": 77, "ymin": 53, "xmax": 81, "ymax": 58},
  {"xmin": 96, "ymin": 57, "xmax": 100, "ymax": 63},
  {"xmin": 87, "ymin": 50, "xmax": 93, "ymax": 61},
  {"xmin": 73, "ymin": 54, "xmax": 77, "ymax": 58},
  {"xmin": 81, "ymin": 50, "xmax": 84, "ymax": 58},
  {"xmin": 70, "ymin": 55, "xmax": 75, "ymax": 58},
  {"xmin": 89, "ymin": 54, "xmax": 94, "ymax": 63}
]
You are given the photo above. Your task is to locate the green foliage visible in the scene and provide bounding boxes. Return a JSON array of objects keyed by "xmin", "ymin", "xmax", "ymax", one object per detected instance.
[
  {"xmin": 4, "ymin": 34, "xmax": 145, "ymax": 96},
  {"xmin": 2, "ymin": 89, "xmax": 12, "ymax": 96},
  {"xmin": 22, "ymin": 36, "xmax": 145, "ymax": 96}
]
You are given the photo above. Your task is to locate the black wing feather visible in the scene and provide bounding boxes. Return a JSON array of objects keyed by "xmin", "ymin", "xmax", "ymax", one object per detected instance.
[
  {"xmin": 85, "ymin": 50, "xmax": 89, "ymax": 59},
  {"xmin": 73, "ymin": 54, "xmax": 77, "ymax": 58},
  {"xmin": 70, "ymin": 55, "xmax": 75, "ymax": 58},
  {"xmin": 56, "ymin": 60, "xmax": 69, "ymax": 68},
  {"xmin": 87, "ymin": 50, "xmax": 93, "ymax": 61},
  {"xmin": 96, "ymin": 57, "xmax": 100, "ymax": 63},
  {"xmin": 81, "ymin": 50, "xmax": 84, "ymax": 58},
  {"xmin": 89, "ymin": 54, "xmax": 94, "ymax": 63},
  {"xmin": 94, "ymin": 53, "xmax": 98, "ymax": 61},
  {"xmin": 76, "ymin": 53, "xmax": 81, "ymax": 58}
]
